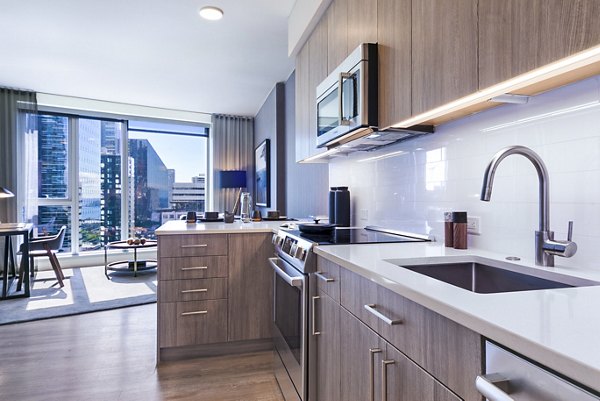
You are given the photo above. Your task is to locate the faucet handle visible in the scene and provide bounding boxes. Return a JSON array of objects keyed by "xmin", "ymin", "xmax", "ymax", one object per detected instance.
[{"xmin": 567, "ymin": 221, "xmax": 573, "ymax": 242}]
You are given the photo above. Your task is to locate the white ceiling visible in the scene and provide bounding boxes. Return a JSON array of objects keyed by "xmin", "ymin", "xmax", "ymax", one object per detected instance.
[{"xmin": 0, "ymin": 0, "xmax": 296, "ymax": 116}]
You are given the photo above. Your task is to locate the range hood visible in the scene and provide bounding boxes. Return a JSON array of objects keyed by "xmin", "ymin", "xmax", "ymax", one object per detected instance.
[{"xmin": 322, "ymin": 125, "xmax": 434, "ymax": 152}]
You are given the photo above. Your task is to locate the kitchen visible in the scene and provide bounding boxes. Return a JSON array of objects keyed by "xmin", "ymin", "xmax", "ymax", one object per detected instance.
[{"xmin": 2, "ymin": 0, "xmax": 600, "ymax": 400}]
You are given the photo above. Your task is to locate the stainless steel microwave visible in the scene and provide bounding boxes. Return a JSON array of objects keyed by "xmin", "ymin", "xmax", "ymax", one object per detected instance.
[{"xmin": 316, "ymin": 43, "xmax": 378, "ymax": 148}]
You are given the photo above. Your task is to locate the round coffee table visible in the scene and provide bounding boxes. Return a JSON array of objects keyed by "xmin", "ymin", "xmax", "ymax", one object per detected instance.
[{"xmin": 104, "ymin": 240, "xmax": 158, "ymax": 279}]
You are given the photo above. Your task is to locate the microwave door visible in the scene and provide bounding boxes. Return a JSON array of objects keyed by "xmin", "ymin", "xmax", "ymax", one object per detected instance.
[{"xmin": 317, "ymin": 88, "xmax": 340, "ymax": 139}]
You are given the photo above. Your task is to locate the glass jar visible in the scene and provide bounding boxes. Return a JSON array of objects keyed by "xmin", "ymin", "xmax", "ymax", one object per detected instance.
[{"xmin": 240, "ymin": 192, "xmax": 252, "ymax": 223}]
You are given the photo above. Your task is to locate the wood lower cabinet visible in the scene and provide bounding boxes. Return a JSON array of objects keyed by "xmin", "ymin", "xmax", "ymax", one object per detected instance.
[
  {"xmin": 314, "ymin": 291, "xmax": 341, "ymax": 401},
  {"xmin": 157, "ymin": 232, "xmax": 274, "ymax": 361},
  {"xmin": 318, "ymin": 257, "xmax": 482, "ymax": 401},
  {"xmin": 479, "ymin": 0, "xmax": 600, "ymax": 89},
  {"xmin": 340, "ymin": 307, "xmax": 384, "ymax": 401},
  {"xmin": 227, "ymin": 233, "xmax": 273, "ymax": 342},
  {"xmin": 385, "ymin": 343, "xmax": 461, "ymax": 401}
]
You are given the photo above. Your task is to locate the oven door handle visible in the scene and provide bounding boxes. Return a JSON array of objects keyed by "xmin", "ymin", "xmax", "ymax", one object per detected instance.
[{"xmin": 268, "ymin": 257, "xmax": 303, "ymax": 288}]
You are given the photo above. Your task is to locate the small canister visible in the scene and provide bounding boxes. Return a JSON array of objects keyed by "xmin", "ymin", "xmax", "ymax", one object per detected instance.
[
  {"xmin": 452, "ymin": 212, "xmax": 468, "ymax": 250},
  {"xmin": 444, "ymin": 212, "xmax": 454, "ymax": 248}
]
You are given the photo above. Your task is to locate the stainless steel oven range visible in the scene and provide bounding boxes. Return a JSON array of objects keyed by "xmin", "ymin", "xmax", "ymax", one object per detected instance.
[{"xmin": 270, "ymin": 226, "xmax": 430, "ymax": 401}]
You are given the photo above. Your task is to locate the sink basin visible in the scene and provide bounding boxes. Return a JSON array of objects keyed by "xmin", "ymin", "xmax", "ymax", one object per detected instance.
[{"xmin": 390, "ymin": 261, "xmax": 599, "ymax": 294}]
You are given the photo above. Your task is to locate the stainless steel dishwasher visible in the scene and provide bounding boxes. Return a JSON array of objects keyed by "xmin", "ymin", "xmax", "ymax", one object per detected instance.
[{"xmin": 477, "ymin": 341, "xmax": 600, "ymax": 400}]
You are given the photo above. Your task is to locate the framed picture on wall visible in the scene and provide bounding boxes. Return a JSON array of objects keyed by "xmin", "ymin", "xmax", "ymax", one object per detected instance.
[{"xmin": 255, "ymin": 139, "xmax": 270, "ymax": 207}]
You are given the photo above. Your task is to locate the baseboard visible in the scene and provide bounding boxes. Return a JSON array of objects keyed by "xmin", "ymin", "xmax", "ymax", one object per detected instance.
[{"xmin": 159, "ymin": 338, "xmax": 273, "ymax": 362}]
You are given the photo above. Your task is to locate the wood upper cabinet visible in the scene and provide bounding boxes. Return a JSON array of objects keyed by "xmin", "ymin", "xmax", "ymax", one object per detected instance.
[
  {"xmin": 479, "ymin": 0, "xmax": 600, "ymax": 89},
  {"xmin": 314, "ymin": 291, "xmax": 341, "ymax": 401},
  {"xmin": 295, "ymin": 43, "xmax": 310, "ymax": 162},
  {"xmin": 377, "ymin": 0, "xmax": 411, "ymax": 129},
  {"xmin": 296, "ymin": 17, "xmax": 328, "ymax": 162},
  {"xmin": 412, "ymin": 0, "xmax": 478, "ymax": 114},
  {"xmin": 227, "ymin": 233, "xmax": 273, "ymax": 342},
  {"xmin": 347, "ymin": 0, "xmax": 377, "ymax": 51},
  {"xmin": 327, "ymin": 0, "xmax": 348, "ymax": 74}
]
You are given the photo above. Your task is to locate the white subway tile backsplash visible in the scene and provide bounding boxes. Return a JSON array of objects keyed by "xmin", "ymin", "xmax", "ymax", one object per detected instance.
[{"xmin": 330, "ymin": 75, "xmax": 600, "ymax": 270}]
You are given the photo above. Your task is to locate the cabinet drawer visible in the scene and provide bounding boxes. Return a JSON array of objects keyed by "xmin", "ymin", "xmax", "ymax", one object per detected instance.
[
  {"xmin": 158, "ymin": 256, "xmax": 228, "ymax": 280},
  {"xmin": 341, "ymin": 267, "xmax": 482, "ymax": 401},
  {"xmin": 159, "ymin": 299, "xmax": 227, "ymax": 347},
  {"xmin": 158, "ymin": 234, "xmax": 228, "ymax": 257},
  {"xmin": 159, "ymin": 278, "xmax": 228, "ymax": 303},
  {"xmin": 316, "ymin": 256, "xmax": 341, "ymax": 302}
]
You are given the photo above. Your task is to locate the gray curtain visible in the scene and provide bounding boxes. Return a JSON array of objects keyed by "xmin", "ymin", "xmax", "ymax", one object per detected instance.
[
  {"xmin": 0, "ymin": 88, "xmax": 37, "ymax": 223},
  {"xmin": 212, "ymin": 114, "xmax": 254, "ymax": 212}
]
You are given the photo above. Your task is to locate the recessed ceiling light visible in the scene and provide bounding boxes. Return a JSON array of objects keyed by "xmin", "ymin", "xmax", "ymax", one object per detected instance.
[{"xmin": 199, "ymin": 6, "xmax": 224, "ymax": 21}]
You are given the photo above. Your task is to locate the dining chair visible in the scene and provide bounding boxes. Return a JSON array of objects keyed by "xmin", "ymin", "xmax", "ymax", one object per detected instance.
[{"xmin": 17, "ymin": 225, "xmax": 67, "ymax": 290}]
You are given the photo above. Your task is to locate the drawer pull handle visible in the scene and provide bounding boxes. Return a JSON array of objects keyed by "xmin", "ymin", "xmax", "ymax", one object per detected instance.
[
  {"xmin": 368, "ymin": 348, "xmax": 382, "ymax": 401},
  {"xmin": 364, "ymin": 304, "xmax": 402, "ymax": 326},
  {"xmin": 181, "ymin": 310, "xmax": 208, "ymax": 316},
  {"xmin": 476, "ymin": 374, "xmax": 514, "ymax": 401},
  {"xmin": 181, "ymin": 266, "xmax": 208, "ymax": 271},
  {"xmin": 181, "ymin": 244, "xmax": 208, "ymax": 249},
  {"xmin": 315, "ymin": 271, "xmax": 334, "ymax": 282},
  {"xmin": 381, "ymin": 359, "xmax": 395, "ymax": 401},
  {"xmin": 181, "ymin": 288, "xmax": 208, "ymax": 294}
]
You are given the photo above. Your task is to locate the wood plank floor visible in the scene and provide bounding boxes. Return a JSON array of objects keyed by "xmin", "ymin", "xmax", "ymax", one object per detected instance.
[{"xmin": 0, "ymin": 304, "xmax": 284, "ymax": 401}]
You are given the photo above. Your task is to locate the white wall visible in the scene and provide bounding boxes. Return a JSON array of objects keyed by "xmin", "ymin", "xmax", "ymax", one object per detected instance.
[{"xmin": 329, "ymin": 75, "xmax": 600, "ymax": 269}]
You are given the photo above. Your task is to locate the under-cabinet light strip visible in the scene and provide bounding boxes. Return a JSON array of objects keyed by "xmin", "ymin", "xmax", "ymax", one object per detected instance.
[
  {"xmin": 392, "ymin": 44, "xmax": 600, "ymax": 128},
  {"xmin": 300, "ymin": 147, "xmax": 340, "ymax": 163}
]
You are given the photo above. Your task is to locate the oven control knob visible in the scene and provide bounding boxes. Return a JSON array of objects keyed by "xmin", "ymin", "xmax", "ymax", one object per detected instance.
[
  {"xmin": 272, "ymin": 234, "xmax": 278, "ymax": 245},
  {"xmin": 297, "ymin": 247, "xmax": 307, "ymax": 260},
  {"xmin": 290, "ymin": 243, "xmax": 298, "ymax": 257}
]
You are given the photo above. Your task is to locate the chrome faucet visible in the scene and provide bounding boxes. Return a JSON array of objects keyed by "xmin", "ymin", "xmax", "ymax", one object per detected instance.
[{"xmin": 480, "ymin": 145, "xmax": 577, "ymax": 267}]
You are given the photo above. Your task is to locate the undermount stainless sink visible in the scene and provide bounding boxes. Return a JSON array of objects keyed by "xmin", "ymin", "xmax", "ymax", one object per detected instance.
[{"xmin": 389, "ymin": 260, "xmax": 599, "ymax": 294}]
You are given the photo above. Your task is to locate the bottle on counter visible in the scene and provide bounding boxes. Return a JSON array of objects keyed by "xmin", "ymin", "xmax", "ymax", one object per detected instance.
[
  {"xmin": 334, "ymin": 187, "xmax": 350, "ymax": 227},
  {"xmin": 452, "ymin": 211, "xmax": 468, "ymax": 249},
  {"xmin": 444, "ymin": 212, "xmax": 454, "ymax": 248},
  {"xmin": 329, "ymin": 187, "xmax": 337, "ymax": 224}
]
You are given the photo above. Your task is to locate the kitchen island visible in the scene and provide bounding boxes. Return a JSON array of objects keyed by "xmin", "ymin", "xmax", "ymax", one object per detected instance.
[{"xmin": 155, "ymin": 219, "xmax": 288, "ymax": 362}]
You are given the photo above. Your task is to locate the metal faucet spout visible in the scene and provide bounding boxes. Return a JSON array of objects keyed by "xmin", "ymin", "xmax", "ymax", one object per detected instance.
[
  {"xmin": 480, "ymin": 146, "xmax": 549, "ymax": 232},
  {"xmin": 480, "ymin": 145, "xmax": 576, "ymax": 267}
]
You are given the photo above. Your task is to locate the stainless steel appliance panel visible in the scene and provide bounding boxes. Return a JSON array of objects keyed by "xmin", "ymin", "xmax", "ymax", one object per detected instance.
[{"xmin": 479, "ymin": 341, "xmax": 600, "ymax": 400}]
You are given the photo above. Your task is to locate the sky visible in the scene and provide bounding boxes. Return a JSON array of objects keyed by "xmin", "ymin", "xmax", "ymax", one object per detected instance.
[{"xmin": 128, "ymin": 131, "xmax": 208, "ymax": 182}]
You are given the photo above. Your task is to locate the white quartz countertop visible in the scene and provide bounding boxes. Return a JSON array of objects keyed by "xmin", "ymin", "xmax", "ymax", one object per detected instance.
[
  {"xmin": 155, "ymin": 219, "xmax": 292, "ymax": 235},
  {"xmin": 313, "ymin": 242, "xmax": 600, "ymax": 392}
]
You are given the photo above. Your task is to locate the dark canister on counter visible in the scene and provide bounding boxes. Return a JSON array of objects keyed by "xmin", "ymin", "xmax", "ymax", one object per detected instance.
[
  {"xmin": 329, "ymin": 187, "xmax": 338, "ymax": 224},
  {"xmin": 452, "ymin": 211, "xmax": 468, "ymax": 249},
  {"xmin": 334, "ymin": 187, "xmax": 350, "ymax": 227}
]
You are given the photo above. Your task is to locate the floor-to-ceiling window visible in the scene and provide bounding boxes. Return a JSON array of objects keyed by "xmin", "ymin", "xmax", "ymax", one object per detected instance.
[{"xmin": 21, "ymin": 113, "xmax": 209, "ymax": 253}]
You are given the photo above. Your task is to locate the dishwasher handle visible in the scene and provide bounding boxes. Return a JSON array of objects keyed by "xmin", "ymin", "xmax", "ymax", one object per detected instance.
[{"xmin": 476, "ymin": 374, "xmax": 515, "ymax": 401}]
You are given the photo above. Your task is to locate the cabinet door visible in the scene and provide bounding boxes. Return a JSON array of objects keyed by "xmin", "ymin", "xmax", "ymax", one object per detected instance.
[
  {"xmin": 340, "ymin": 308, "xmax": 385, "ymax": 401},
  {"xmin": 384, "ymin": 343, "xmax": 461, "ymax": 401},
  {"xmin": 347, "ymin": 0, "xmax": 377, "ymax": 51},
  {"xmin": 227, "ymin": 233, "xmax": 273, "ymax": 341},
  {"xmin": 295, "ymin": 43, "xmax": 310, "ymax": 163},
  {"xmin": 327, "ymin": 0, "xmax": 348, "ymax": 74},
  {"xmin": 479, "ymin": 0, "xmax": 600, "ymax": 89},
  {"xmin": 315, "ymin": 292, "xmax": 341, "ymax": 401},
  {"xmin": 377, "ymin": 0, "xmax": 411, "ymax": 129},
  {"xmin": 412, "ymin": 0, "xmax": 478, "ymax": 114},
  {"xmin": 307, "ymin": 18, "xmax": 328, "ymax": 159}
]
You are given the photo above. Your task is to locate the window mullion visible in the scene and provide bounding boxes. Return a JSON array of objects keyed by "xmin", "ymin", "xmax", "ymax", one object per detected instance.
[{"xmin": 70, "ymin": 116, "xmax": 80, "ymax": 255}]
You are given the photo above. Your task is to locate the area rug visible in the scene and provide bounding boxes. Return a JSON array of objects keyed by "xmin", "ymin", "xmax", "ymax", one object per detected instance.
[{"xmin": 0, "ymin": 265, "xmax": 157, "ymax": 325}]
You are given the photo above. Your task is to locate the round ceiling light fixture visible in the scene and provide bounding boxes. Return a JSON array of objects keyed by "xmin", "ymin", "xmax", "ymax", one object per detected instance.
[{"xmin": 199, "ymin": 6, "xmax": 224, "ymax": 21}]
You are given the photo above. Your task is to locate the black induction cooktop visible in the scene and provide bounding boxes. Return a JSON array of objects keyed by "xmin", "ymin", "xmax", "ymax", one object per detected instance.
[{"xmin": 286, "ymin": 227, "xmax": 428, "ymax": 245}]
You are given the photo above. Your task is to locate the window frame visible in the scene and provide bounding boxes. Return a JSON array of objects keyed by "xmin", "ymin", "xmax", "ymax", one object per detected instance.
[{"xmin": 19, "ymin": 109, "xmax": 211, "ymax": 256}]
